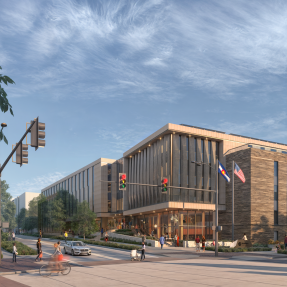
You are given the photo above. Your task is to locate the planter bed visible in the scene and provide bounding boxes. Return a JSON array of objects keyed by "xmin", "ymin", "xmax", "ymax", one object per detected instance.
[
  {"xmin": 205, "ymin": 246, "xmax": 271, "ymax": 252},
  {"xmin": 1, "ymin": 241, "xmax": 37, "ymax": 255},
  {"xmin": 100, "ymin": 237, "xmax": 152, "ymax": 246}
]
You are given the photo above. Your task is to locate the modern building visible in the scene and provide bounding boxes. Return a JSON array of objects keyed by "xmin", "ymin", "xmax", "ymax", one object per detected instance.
[
  {"xmin": 41, "ymin": 123, "xmax": 287, "ymax": 243},
  {"xmin": 13, "ymin": 192, "xmax": 40, "ymax": 217}
]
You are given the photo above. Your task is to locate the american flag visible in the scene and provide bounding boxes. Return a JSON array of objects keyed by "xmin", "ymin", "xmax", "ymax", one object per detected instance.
[{"xmin": 234, "ymin": 162, "xmax": 245, "ymax": 183}]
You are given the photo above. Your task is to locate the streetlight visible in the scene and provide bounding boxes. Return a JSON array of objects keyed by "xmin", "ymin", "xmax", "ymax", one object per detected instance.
[{"xmin": 191, "ymin": 160, "xmax": 219, "ymax": 257}]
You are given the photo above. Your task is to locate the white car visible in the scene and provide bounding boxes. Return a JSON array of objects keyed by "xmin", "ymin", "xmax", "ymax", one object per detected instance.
[{"xmin": 63, "ymin": 241, "xmax": 92, "ymax": 256}]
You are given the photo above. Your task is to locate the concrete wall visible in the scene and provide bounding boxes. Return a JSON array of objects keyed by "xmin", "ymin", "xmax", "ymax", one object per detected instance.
[{"xmin": 14, "ymin": 192, "xmax": 40, "ymax": 216}]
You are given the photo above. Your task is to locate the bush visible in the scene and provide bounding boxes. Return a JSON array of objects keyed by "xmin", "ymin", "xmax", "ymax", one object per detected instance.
[
  {"xmin": 100, "ymin": 237, "xmax": 142, "ymax": 245},
  {"xmin": 82, "ymin": 239, "xmax": 141, "ymax": 250},
  {"xmin": 1, "ymin": 241, "xmax": 37, "ymax": 255},
  {"xmin": 268, "ymin": 239, "xmax": 274, "ymax": 244},
  {"xmin": 205, "ymin": 246, "xmax": 272, "ymax": 252},
  {"xmin": 278, "ymin": 249, "xmax": 287, "ymax": 254},
  {"xmin": 115, "ymin": 229, "xmax": 132, "ymax": 233},
  {"xmin": 253, "ymin": 243, "xmax": 268, "ymax": 248}
]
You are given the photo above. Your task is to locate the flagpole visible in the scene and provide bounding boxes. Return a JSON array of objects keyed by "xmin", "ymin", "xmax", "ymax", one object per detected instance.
[
  {"xmin": 215, "ymin": 158, "xmax": 218, "ymax": 257},
  {"xmin": 232, "ymin": 161, "xmax": 234, "ymax": 242}
]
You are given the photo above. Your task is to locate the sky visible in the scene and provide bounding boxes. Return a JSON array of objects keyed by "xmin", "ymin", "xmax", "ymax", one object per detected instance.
[{"xmin": 1, "ymin": 0, "xmax": 287, "ymax": 198}]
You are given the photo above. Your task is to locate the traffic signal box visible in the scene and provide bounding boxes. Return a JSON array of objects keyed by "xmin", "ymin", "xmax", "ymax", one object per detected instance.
[
  {"xmin": 31, "ymin": 117, "xmax": 45, "ymax": 150},
  {"xmin": 16, "ymin": 142, "xmax": 28, "ymax": 166},
  {"xmin": 119, "ymin": 173, "xmax": 127, "ymax": 190},
  {"xmin": 161, "ymin": 178, "xmax": 168, "ymax": 193}
]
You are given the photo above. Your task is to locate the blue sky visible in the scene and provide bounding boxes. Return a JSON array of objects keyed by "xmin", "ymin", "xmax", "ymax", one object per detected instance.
[{"xmin": 1, "ymin": 0, "xmax": 287, "ymax": 198}]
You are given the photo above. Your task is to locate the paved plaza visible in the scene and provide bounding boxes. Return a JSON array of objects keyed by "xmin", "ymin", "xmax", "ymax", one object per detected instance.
[{"xmin": 2, "ymin": 257, "xmax": 287, "ymax": 287}]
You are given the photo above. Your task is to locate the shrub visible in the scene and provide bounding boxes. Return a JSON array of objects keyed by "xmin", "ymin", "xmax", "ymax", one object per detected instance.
[
  {"xmin": 268, "ymin": 239, "xmax": 274, "ymax": 244},
  {"xmin": 1, "ymin": 241, "xmax": 37, "ymax": 255},
  {"xmin": 205, "ymin": 246, "xmax": 271, "ymax": 252}
]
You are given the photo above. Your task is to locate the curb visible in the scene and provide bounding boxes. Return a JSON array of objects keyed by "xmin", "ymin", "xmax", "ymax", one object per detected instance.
[{"xmin": 0, "ymin": 269, "xmax": 39, "ymax": 276}]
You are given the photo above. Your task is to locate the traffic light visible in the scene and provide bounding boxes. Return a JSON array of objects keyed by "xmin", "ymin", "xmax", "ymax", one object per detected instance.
[
  {"xmin": 119, "ymin": 173, "xmax": 127, "ymax": 190},
  {"xmin": 31, "ymin": 117, "xmax": 45, "ymax": 150},
  {"xmin": 16, "ymin": 142, "xmax": 28, "ymax": 166},
  {"xmin": 161, "ymin": 178, "xmax": 168, "ymax": 193}
]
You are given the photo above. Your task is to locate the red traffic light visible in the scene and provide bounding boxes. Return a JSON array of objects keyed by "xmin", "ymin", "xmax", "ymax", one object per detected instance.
[
  {"xmin": 121, "ymin": 174, "xmax": 126, "ymax": 180},
  {"xmin": 162, "ymin": 178, "xmax": 168, "ymax": 184}
]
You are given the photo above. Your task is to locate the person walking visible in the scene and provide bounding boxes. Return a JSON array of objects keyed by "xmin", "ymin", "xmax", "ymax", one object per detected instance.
[
  {"xmin": 39, "ymin": 229, "xmax": 42, "ymax": 239},
  {"xmin": 101, "ymin": 228, "xmax": 104, "ymax": 238},
  {"xmin": 105, "ymin": 231, "xmax": 109, "ymax": 242},
  {"xmin": 141, "ymin": 242, "xmax": 146, "ymax": 261},
  {"xmin": 195, "ymin": 235, "xmax": 200, "ymax": 252},
  {"xmin": 35, "ymin": 238, "xmax": 42, "ymax": 262},
  {"xmin": 159, "ymin": 235, "xmax": 165, "ymax": 249},
  {"xmin": 12, "ymin": 243, "xmax": 17, "ymax": 263},
  {"xmin": 12, "ymin": 232, "xmax": 15, "ymax": 242},
  {"xmin": 242, "ymin": 233, "xmax": 247, "ymax": 240},
  {"xmin": 202, "ymin": 235, "xmax": 206, "ymax": 252},
  {"xmin": 64, "ymin": 231, "xmax": 68, "ymax": 243},
  {"xmin": 174, "ymin": 234, "xmax": 178, "ymax": 247},
  {"xmin": 177, "ymin": 235, "xmax": 179, "ymax": 247},
  {"xmin": 284, "ymin": 235, "xmax": 287, "ymax": 250}
]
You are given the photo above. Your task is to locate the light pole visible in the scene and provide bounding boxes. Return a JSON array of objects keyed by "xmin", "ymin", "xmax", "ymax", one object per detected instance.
[
  {"xmin": 0, "ymin": 122, "xmax": 7, "ymax": 264},
  {"xmin": 191, "ymin": 159, "xmax": 219, "ymax": 257}
]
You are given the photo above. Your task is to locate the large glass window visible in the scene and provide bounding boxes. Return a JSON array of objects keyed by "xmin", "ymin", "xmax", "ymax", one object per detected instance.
[
  {"xmin": 186, "ymin": 137, "xmax": 189, "ymax": 186},
  {"xmin": 87, "ymin": 168, "xmax": 89, "ymax": 207},
  {"xmin": 274, "ymin": 161, "xmax": 278, "ymax": 225},
  {"xmin": 194, "ymin": 139, "xmax": 197, "ymax": 187},
  {"xmin": 92, "ymin": 166, "xmax": 94, "ymax": 212}
]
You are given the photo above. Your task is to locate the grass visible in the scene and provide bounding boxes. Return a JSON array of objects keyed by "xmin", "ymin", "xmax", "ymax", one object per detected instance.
[
  {"xmin": 1, "ymin": 241, "xmax": 37, "ymax": 255},
  {"xmin": 100, "ymin": 237, "xmax": 152, "ymax": 246},
  {"xmin": 205, "ymin": 246, "xmax": 272, "ymax": 252}
]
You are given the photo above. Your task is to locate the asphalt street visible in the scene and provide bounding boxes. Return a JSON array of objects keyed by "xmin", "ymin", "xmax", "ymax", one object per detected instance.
[{"xmin": 12, "ymin": 235, "xmax": 159, "ymax": 264}]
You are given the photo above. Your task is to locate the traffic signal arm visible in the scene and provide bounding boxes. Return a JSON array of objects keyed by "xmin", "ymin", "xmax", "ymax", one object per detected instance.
[{"xmin": 0, "ymin": 120, "xmax": 36, "ymax": 175}]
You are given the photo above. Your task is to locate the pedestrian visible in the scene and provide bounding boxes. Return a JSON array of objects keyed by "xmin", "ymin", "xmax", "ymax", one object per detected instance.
[
  {"xmin": 101, "ymin": 227, "xmax": 104, "ymax": 238},
  {"xmin": 12, "ymin": 231, "xmax": 15, "ymax": 241},
  {"xmin": 64, "ymin": 231, "xmax": 68, "ymax": 243},
  {"xmin": 242, "ymin": 233, "xmax": 247, "ymax": 240},
  {"xmin": 12, "ymin": 242, "xmax": 17, "ymax": 263},
  {"xmin": 174, "ymin": 234, "xmax": 178, "ymax": 247},
  {"xmin": 151, "ymin": 230, "xmax": 154, "ymax": 237},
  {"xmin": 159, "ymin": 234, "xmax": 165, "ymax": 249},
  {"xmin": 195, "ymin": 235, "xmax": 200, "ymax": 252},
  {"xmin": 141, "ymin": 242, "xmax": 145, "ymax": 261},
  {"xmin": 284, "ymin": 235, "xmax": 287, "ymax": 250},
  {"xmin": 105, "ymin": 231, "xmax": 109, "ymax": 242},
  {"xmin": 35, "ymin": 238, "xmax": 43, "ymax": 262},
  {"xmin": 39, "ymin": 229, "xmax": 42, "ymax": 238},
  {"xmin": 202, "ymin": 235, "xmax": 206, "ymax": 252}
]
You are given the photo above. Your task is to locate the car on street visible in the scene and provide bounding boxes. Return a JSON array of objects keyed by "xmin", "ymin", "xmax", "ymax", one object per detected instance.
[{"xmin": 63, "ymin": 241, "xmax": 92, "ymax": 256}]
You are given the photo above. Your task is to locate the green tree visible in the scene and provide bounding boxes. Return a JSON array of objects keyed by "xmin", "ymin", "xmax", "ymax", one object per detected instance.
[
  {"xmin": 0, "ymin": 66, "xmax": 15, "ymax": 144},
  {"xmin": 16, "ymin": 208, "xmax": 28, "ymax": 230},
  {"xmin": 49, "ymin": 198, "xmax": 66, "ymax": 232},
  {"xmin": 1, "ymin": 180, "xmax": 16, "ymax": 229},
  {"xmin": 71, "ymin": 201, "xmax": 98, "ymax": 240}
]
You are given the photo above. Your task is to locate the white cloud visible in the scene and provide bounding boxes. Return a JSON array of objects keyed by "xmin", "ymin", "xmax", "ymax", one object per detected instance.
[{"xmin": 9, "ymin": 172, "xmax": 67, "ymax": 197}]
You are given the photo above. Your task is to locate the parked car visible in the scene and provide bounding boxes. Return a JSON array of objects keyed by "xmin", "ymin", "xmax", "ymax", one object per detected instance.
[{"xmin": 63, "ymin": 241, "xmax": 91, "ymax": 256}]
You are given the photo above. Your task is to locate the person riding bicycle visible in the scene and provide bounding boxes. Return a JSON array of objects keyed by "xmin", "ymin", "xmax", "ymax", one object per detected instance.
[{"xmin": 52, "ymin": 241, "xmax": 63, "ymax": 271}]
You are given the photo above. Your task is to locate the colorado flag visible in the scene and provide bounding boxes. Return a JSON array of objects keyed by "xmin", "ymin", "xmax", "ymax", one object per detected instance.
[{"xmin": 218, "ymin": 161, "xmax": 230, "ymax": 183}]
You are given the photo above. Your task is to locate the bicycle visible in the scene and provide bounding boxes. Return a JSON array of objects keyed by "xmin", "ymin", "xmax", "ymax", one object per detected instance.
[{"xmin": 39, "ymin": 259, "xmax": 71, "ymax": 277}]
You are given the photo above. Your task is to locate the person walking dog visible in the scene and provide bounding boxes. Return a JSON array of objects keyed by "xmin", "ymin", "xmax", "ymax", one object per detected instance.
[
  {"xmin": 12, "ymin": 243, "xmax": 17, "ymax": 263},
  {"xmin": 35, "ymin": 238, "xmax": 43, "ymax": 262}
]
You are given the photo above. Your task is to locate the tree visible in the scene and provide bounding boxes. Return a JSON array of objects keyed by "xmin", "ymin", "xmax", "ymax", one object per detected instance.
[
  {"xmin": 1, "ymin": 180, "xmax": 16, "ymax": 229},
  {"xmin": 16, "ymin": 208, "xmax": 28, "ymax": 230},
  {"xmin": 49, "ymin": 198, "xmax": 66, "ymax": 232},
  {"xmin": 71, "ymin": 201, "xmax": 98, "ymax": 240},
  {"xmin": 0, "ymin": 66, "xmax": 15, "ymax": 144}
]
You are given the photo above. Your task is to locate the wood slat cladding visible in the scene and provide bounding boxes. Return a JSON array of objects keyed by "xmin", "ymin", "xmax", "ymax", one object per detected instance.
[
  {"xmin": 149, "ymin": 144, "xmax": 154, "ymax": 205},
  {"xmin": 220, "ymin": 148, "xmax": 287, "ymax": 243},
  {"xmin": 172, "ymin": 134, "xmax": 180, "ymax": 201},
  {"xmin": 157, "ymin": 139, "xmax": 162, "ymax": 203},
  {"xmin": 166, "ymin": 134, "xmax": 171, "ymax": 201},
  {"xmin": 143, "ymin": 148, "xmax": 147, "ymax": 207},
  {"xmin": 123, "ymin": 157, "xmax": 129, "ymax": 211},
  {"xmin": 189, "ymin": 137, "xmax": 195, "ymax": 201},
  {"xmin": 203, "ymin": 139, "xmax": 209, "ymax": 203},
  {"xmin": 181, "ymin": 135, "xmax": 187, "ymax": 202},
  {"xmin": 101, "ymin": 164, "xmax": 108, "ymax": 213}
]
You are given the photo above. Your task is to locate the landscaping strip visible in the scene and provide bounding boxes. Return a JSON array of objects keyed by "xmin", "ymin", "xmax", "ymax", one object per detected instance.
[
  {"xmin": 1, "ymin": 241, "xmax": 37, "ymax": 255},
  {"xmin": 205, "ymin": 246, "xmax": 272, "ymax": 252}
]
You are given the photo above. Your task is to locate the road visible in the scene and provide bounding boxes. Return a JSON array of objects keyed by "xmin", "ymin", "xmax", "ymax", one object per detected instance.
[{"xmin": 12, "ymin": 235, "xmax": 159, "ymax": 264}]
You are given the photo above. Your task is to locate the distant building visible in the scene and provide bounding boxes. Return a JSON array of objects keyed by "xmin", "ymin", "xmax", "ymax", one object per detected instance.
[{"xmin": 13, "ymin": 192, "xmax": 40, "ymax": 216}]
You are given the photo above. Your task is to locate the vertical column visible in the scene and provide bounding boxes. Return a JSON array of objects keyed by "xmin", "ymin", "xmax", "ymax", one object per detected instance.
[
  {"xmin": 101, "ymin": 164, "xmax": 108, "ymax": 213},
  {"xmin": 111, "ymin": 162, "xmax": 117, "ymax": 212},
  {"xmin": 134, "ymin": 154, "xmax": 138, "ymax": 208},
  {"xmin": 149, "ymin": 145, "xmax": 154, "ymax": 205},
  {"xmin": 218, "ymin": 141, "xmax": 226, "ymax": 204},
  {"xmin": 189, "ymin": 136, "xmax": 195, "ymax": 202},
  {"xmin": 172, "ymin": 134, "xmax": 180, "ymax": 201},
  {"xmin": 143, "ymin": 148, "xmax": 147, "ymax": 207},
  {"xmin": 157, "ymin": 139, "xmax": 162, "ymax": 203},
  {"xmin": 181, "ymin": 135, "xmax": 187, "ymax": 202},
  {"xmin": 204, "ymin": 139, "xmax": 209, "ymax": 202},
  {"xmin": 146, "ymin": 147, "xmax": 150, "ymax": 206},
  {"xmin": 88, "ymin": 168, "xmax": 93, "ymax": 210},
  {"xmin": 179, "ymin": 213, "xmax": 183, "ymax": 240},
  {"xmin": 210, "ymin": 141, "xmax": 216, "ymax": 203},
  {"xmin": 136, "ymin": 153, "xmax": 140, "ymax": 208},
  {"xmin": 127, "ymin": 158, "xmax": 132, "ymax": 210},
  {"xmin": 153, "ymin": 141, "xmax": 158, "ymax": 204},
  {"xmin": 140, "ymin": 151, "xmax": 144, "ymax": 207},
  {"xmin": 196, "ymin": 138, "xmax": 202, "ymax": 202},
  {"xmin": 131, "ymin": 156, "xmax": 135, "ymax": 209},
  {"xmin": 166, "ymin": 134, "xmax": 171, "ymax": 202}
]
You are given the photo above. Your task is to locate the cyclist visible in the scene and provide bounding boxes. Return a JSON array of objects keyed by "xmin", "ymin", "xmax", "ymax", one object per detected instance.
[{"xmin": 51, "ymin": 241, "xmax": 63, "ymax": 271}]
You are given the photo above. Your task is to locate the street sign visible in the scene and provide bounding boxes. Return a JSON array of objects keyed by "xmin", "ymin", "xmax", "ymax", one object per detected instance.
[{"xmin": 2, "ymin": 222, "xmax": 9, "ymax": 228}]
